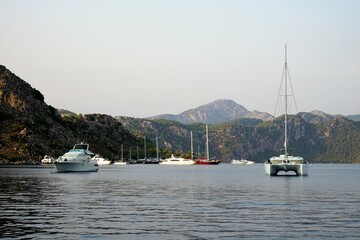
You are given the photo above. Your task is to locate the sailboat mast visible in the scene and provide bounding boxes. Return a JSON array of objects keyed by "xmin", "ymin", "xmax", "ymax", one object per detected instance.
[
  {"xmin": 284, "ymin": 45, "xmax": 288, "ymax": 158},
  {"xmin": 144, "ymin": 136, "xmax": 147, "ymax": 159},
  {"xmin": 206, "ymin": 125, "xmax": 209, "ymax": 161},
  {"xmin": 190, "ymin": 131, "xmax": 194, "ymax": 159},
  {"xmin": 156, "ymin": 135, "xmax": 159, "ymax": 160},
  {"xmin": 121, "ymin": 144, "xmax": 124, "ymax": 161},
  {"xmin": 137, "ymin": 146, "xmax": 139, "ymax": 160}
]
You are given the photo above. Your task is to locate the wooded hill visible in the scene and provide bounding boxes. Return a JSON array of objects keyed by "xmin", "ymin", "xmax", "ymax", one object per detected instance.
[{"xmin": 117, "ymin": 115, "xmax": 360, "ymax": 163}]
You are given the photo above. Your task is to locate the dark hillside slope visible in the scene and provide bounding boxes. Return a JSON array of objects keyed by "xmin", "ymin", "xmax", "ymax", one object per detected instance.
[{"xmin": 0, "ymin": 65, "xmax": 142, "ymax": 163}]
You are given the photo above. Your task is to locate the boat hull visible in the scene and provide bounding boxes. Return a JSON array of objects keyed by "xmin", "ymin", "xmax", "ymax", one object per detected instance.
[
  {"xmin": 160, "ymin": 160, "xmax": 195, "ymax": 165},
  {"xmin": 195, "ymin": 160, "xmax": 222, "ymax": 165},
  {"xmin": 160, "ymin": 155, "xmax": 196, "ymax": 165},
  {"xmin": 96, "ymin": 161, "xmax": 111, "ymax": 165},
  {"xmin": 54, "ymin": 161, "xmax": 99, "ymax": 173},
  {"xmin": 264, "ymin": 162, "xmax": 308, "ymax": 176},
  {"xmin": 231, "ymin": 160, "xmax": 255, "ymax": 165},
  {"xmin": 113, "ymin": 162, "xmax": 127, "ymax": 165}
]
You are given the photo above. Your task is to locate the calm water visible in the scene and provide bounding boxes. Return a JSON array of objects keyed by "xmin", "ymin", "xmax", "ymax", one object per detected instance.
[{"xmin": 1, "ymin": 164, "xmax": 360, "ymax": 239}]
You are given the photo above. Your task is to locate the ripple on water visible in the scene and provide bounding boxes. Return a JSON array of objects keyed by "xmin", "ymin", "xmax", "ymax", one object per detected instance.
[{"xmin": 1, "ymin": 164, "xmax": 360, "ymax": 239}]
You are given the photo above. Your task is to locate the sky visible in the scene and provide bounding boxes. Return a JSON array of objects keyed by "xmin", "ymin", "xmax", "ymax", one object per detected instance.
[{"xmin": 1, "ymin": 0, "xmax": 359, "ymax": 118}]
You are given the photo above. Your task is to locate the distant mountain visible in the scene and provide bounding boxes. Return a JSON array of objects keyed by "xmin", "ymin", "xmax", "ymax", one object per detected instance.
[
  {"xmin": 299, "ymin": 111, "xmax": 360, "ymax": 124},
  {"xmin": 149, "ymin": 99, "xmax": 274, "ymax": 124},
  {"xmin": 298, "ymin": 110, "xmax": 335, "ymax": 124},
  {"xmin": 347, "ymin": 114, "xmax": 360, "ymax": 122},
  {"xmin": 151, "ymin": 99, "xmax": 358, "ymax": 125}
]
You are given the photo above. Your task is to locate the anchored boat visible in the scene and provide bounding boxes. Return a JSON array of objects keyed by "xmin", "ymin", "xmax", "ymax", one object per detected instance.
[
  {"xmin": 264, "ymin": 45, "xmax": 309, "ymax": 176},
  {"xmin": 160, "ymin": 154, "xmax": 196, "ymax": 165},
  {"xmin": 231, "ymin": 159, "xmax": 255, "ymax": 165},
  {"xmin": 54, "ymin": 142, "xmax": 99, "ymax": 172},
  {"xmin": 195, "ymin": 125, "xmax": 222, "ymax": 165}
]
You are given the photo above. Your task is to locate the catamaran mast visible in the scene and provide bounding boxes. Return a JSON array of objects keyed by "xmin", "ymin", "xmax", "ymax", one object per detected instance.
[{"xmin": 284, "ymin": 45, "xmax": 288, "ymax": 159}]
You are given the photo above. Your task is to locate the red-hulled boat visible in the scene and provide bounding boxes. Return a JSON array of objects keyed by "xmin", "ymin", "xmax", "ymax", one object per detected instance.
[
  {"xmin": 195, "ymin": 125, "xmax": 222, "ymax": 165},
  {"xmin": 195, "ymin": 158, "xmax": 222, "ymax": 165}
]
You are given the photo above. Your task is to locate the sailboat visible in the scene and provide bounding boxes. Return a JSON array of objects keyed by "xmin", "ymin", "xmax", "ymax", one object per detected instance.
[
  {"xmin": 144, "ymin": 135, "xmax": 161, "ymax": 164},
  {"xmin": 264, "ymin": 45, "xmax": 309, "ymax": 176},
  {"xmin": 195, "ymin": 125, "xmax": 222, "ymax": 165},
  {"xmin": 114, "ymin": 145, "xmax": 127, "ymax": 165},
  {"xmin": 137, "ymin": 135, "xmax": 160, "ymax": 164}
]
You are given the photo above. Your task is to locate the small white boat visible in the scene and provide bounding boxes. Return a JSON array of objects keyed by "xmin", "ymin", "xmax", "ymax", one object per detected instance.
[
  {"xmin": 92, "ymin": 154, "xmax": 111, "ymax": 165},
  {"xmin": 54, "ymin": 143, "xmax": 99, "ymax": 173},
  {"xmin": 113, "ymin": 161, "xmax": 127, "ymax": 165},
  {"xmin": 41, "ymin": 155, "xmax": 54, "ymax": 164},
  {"xmin": 160, "ymin": 154, "xmax": 196, "ymax": 165},
  {"xmin": 231, "ymin": 159, "xmax": 255, "ymax": 165}
]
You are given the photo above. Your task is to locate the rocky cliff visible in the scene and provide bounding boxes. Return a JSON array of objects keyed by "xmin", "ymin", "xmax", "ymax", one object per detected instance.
[{"xmin": 0, "ymin": 65, "xmax": 142, "ymax": 164}]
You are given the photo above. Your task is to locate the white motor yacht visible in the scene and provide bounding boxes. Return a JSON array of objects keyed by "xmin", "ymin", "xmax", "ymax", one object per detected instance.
[
  {"xmin": 54, "ymin": 143, "xmax": 99, "ymax": 172},
  {"xmin": 231, "ymin": 159, "xmax": 255, "ymax": 165},
  {"xmin": 41, "ymin": 155, "xmax": 54, "ymax": 164},
  {"xmin": 113, "ymin": 161, "xmax": 127, "ymax": 165},
  {"xmin": 160, "ymin": 154, "xmax": 196, "ymax": 165},
  {"xmin": 92, "ymin": 154, "xmax": 111, "ymax": 165}
]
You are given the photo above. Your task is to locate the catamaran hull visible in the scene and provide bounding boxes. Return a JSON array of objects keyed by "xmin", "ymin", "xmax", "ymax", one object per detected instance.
[
  {"xmin": 54, "ymin": 162, "xmax": 99, "ymax": 173},
  {"xmin": 264, "ymin": 163, "xmax": 308, "ymax": 176}
]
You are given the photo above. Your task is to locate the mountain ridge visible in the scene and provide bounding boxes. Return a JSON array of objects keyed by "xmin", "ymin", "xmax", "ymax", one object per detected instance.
[
  {"xmin": 149, "ymin": 99, "xmax": 274, "ymax": 124},
  {"xmin": 149, "ymin": 99, "xmax": 359, "ymax": 125}
]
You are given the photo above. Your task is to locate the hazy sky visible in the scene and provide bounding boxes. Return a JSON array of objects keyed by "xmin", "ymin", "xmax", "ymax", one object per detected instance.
[{"xmin": 1, "ymin": 0, "xmax": 359, "ymax": 117}]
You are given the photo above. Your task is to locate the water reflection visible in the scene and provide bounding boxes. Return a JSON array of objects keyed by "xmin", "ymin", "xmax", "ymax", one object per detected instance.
[
  {"xmin": 0, "ymin": 172, "xmax": 56, "ymax": 238},
  {"xmin": 0, "ymin": 164, "xmax": 360, "ymax": 239}
]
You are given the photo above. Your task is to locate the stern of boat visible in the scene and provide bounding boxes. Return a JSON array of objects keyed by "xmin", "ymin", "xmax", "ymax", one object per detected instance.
[{"xmin": 265, "ymin": 161, "xmax": 309, "ymax": 176}]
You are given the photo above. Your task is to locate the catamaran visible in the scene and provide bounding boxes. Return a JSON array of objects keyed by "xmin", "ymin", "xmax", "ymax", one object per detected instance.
[{"xmin": 264, "ymin": 45, "xmax": 309, "ymax": 176}]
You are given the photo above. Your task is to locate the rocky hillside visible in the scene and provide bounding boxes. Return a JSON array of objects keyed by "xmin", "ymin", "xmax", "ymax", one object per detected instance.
[
  {"xmin": 149, "ymin": 99, "xmax": 274, "ymax": 124},
  {"xmin": 117, "ymin": 115, "xmax": 360, "ymax": 163},
  {"xmin": 298, "ymin": 110, "xmax": 335, "ymax": 124},
  {"xmin": 0, "ymin": 65, "xmax": 142, "ymax": 164}
]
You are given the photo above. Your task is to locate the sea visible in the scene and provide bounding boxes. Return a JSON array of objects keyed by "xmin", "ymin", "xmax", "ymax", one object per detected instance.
[{"xmin": 1, "ymin": 164, "xmax": 359, "ymax": 239}]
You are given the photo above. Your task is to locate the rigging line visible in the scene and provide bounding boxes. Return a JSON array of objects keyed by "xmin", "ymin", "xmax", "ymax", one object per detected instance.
[
  {"xmin": 274, "ymin": 66, "xmax": 286, "ymax": 117},
  {"xmin": 286, "ymin": 66, "xmax": 299, "ymax": 113}
]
